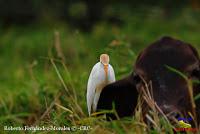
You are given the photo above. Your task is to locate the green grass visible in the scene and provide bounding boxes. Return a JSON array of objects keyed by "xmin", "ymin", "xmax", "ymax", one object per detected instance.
[{"xmin": 0, "ymin": 8, "xmax": 200, "ymax": 134}]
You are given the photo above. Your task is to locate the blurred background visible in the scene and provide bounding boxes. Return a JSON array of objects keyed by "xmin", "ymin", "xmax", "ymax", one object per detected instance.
[{"xmin": 0, "ymin": 0, "xmax": 200, "ymax": 132}]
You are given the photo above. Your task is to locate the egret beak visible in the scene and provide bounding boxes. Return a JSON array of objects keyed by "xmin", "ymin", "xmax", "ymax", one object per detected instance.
[{"xmin": 104, "ymin": 64, "xmax": 108, "ymax": 77}]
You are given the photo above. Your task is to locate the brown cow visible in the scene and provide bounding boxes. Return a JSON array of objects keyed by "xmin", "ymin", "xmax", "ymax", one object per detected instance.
[{"xmin": 97, "ymin": 36, "xmax": 200, "ymax": 126}]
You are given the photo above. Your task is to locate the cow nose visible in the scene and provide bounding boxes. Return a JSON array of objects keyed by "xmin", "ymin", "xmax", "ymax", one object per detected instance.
[{"xmin": 160, "ymin": 104, "xmax": 180, "ymax": 121}]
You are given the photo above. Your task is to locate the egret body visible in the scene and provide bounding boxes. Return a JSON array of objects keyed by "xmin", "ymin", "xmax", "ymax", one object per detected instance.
[{"xmin": 87, "ymin": 54, "xmax": 115, "ymax": 116}]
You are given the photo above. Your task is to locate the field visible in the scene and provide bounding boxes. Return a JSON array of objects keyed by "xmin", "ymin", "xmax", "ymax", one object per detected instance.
[{"xmin": 0, "ymin": 8, "xmax": 200, "ymax": 133}]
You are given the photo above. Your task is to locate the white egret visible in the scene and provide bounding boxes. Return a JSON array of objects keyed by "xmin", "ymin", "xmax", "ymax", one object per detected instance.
[{"xmin": 87, "ymin": 54, "xmax": 115, "ymax": 116}]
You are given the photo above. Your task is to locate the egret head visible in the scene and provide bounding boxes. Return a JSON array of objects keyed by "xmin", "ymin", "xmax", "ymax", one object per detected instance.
[
  {"xmin": 100, "ymin": 54, "xmax": 110, "ymax": 65},
  {"xmin": 100, "ymin": 54, "xmax": 110, "ymax": 77}
]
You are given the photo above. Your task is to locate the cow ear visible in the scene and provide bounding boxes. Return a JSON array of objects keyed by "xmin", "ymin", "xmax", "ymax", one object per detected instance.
[
  {"xmin": 188, "ymin": 44, "xmax": 200, "ymax": 61},
  {"xmin": 188, "ymin": 44, "xmax": 200, "ymax": 79}
]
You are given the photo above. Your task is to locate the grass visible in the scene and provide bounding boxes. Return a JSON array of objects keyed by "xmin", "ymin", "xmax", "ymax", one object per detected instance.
[{"xmin": 0, "ymin": 8, "xmax": 200, "ymax": 133}]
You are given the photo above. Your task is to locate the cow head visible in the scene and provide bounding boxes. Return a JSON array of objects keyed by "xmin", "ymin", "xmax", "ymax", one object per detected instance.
[{"xmin": 134, "ymin": 36, "xmax": 200, "ymax": 123}]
